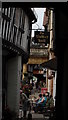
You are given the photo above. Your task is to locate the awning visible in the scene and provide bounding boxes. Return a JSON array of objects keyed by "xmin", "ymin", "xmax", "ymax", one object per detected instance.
[{"xmin": 40, "ymin": 57, "xmax": 57, "ymax": 71}]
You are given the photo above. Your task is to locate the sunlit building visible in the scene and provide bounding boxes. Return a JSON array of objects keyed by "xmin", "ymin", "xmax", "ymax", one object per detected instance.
[
  {"xmin": 27, "ymin": 10, "xmax": 50, "ymax": 88},
  {"xmin": 43, "ymin": 8, "xmax": 57, "ymax": 103}
]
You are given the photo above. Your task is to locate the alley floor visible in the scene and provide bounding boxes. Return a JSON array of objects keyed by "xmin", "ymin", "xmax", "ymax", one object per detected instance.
[
  {"xmin": 19, "ymin": 88, "xmax": 50, "ymax": 120},
  {"xmin": 19, "ymin": 109, "xmax": 49, "ymax": 120}
]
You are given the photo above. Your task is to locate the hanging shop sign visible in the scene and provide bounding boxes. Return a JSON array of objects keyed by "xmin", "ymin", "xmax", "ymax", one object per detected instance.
[{"xmin": 34, "ymin": 31, "xmax": 50, "ymax": 44}]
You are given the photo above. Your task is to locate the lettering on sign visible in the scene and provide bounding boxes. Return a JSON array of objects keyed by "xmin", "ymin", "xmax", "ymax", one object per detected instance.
[{"xmin": 34, "ymin": 31, "xmax": 50, "ymax": 44}]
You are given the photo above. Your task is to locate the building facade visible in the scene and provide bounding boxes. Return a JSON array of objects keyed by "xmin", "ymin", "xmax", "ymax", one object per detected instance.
[
  {"xmin": 28, "ymin": 44, "xmax": 49, "ymax": 84},
  {"xmin": 43, "ymin": 8, "xmax": 57, "ymax": 102},
  {"xmin": 2, "ymin": 7, "xmax": 37, "ymax": 115},
  {"xmin": 27, "ymin": 26, "xmax": 50, "ymax": 87}
]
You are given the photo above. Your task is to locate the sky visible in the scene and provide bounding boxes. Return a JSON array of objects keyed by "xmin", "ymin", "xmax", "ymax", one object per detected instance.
[{"xmin": 32, "ymin": 8, "xmax": 46, "ymax": 37}]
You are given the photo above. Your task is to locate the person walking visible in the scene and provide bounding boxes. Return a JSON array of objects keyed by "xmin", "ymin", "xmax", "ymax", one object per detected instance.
[
  {"xmin": 21, "ymin": 93, "xmax": 29, "ymax": 119},
  {"xmin": 34, "ymin": 94, "xmax": 43, "ymax": 112},
  {"xmin": 41, "ymin": 94, "xmax": 47, "ymax": 107}
]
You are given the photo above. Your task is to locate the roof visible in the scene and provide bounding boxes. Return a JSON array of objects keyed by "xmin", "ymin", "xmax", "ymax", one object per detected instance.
[{"xmin": 23, "ymin": 8, "xmax": 37, "ymax": 23}]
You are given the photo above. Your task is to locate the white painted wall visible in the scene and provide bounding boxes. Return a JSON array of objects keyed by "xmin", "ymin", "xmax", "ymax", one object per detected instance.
[
  {"xmin": 48, "ymin": 79, "xmax": 52, "ymax": 95},
  {"xmin": 50, "ymin": 10, "xmax": 53, "ymax": 49},
  {"xmin": 53, "ymin": 71, "xmax": 57, "ymax": 106},
  {"xmin": 46, "ymin": 69, "xmax": 48, "ymax": 88}
]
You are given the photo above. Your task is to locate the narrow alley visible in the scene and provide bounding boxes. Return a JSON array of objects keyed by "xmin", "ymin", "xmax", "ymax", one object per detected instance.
[{"xmin": 1, "ymin": 3, "xmax": 57, "ymax": 120}]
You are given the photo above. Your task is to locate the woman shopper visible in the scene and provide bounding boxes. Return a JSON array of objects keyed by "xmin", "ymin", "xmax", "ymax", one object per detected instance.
[
  {"xmin": 41, "ymin": 94, "xmax": 47, "ymax": 107},
  {"xmin": 34, "ymin": 94, "xmax": 43, "ymax": 112}
]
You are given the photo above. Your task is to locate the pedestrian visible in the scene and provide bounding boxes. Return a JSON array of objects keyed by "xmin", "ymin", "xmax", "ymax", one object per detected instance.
[
  {"xmin": 46, "ymin": 92, "xmax": 50, "ymax": 101},
  {"xmin": 38, "ymin": 85, "xmax": 41, "ymax": 93},
  {"xmin": 41, "ymin": 94, "xmax": 47, "ymax": 107},
  {"xmin": 49, "ymin": 95, "xmax": 54, "ymax": 109},
  {"xmin": 25, "ymin": 88, "xmax": 29, "ymax": 98},
  {"xmin": 21, "ymin": 93, "xmax": 29, "ymax": 118},
  {"xmin": 34, "ymin": 94, "xmax": 43, "ymax": 112},
  {"xmin": 45, "ymin": 92, "xmax": 50, "ymax": 109},
  {"xmin": 36, "ymin": 94, "xmax": 47, "ymax": 112},
  {"xmin": 36, "ymin": 82, "xmax": 38, "ymax": 89}
]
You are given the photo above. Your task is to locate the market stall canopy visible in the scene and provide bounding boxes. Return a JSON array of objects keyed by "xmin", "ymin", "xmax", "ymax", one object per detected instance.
[{"xmin": 40, "ymin": 57, "xmax": 57, "ymax": 71}]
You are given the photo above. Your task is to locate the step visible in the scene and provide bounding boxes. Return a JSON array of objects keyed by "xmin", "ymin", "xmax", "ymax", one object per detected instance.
[{"xmin": 32, "ymin": 113, "xmax": 44, "ymax": 118}]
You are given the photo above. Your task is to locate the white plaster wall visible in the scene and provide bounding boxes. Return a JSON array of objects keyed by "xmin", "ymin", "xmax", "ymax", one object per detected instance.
[
  {"xmin": 48, "ymin": 79, "xmax": 51, "ymax": 95},
  {"xmin": 53, "ymin": 71, "xmax": 57, "ymax": 106}
]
